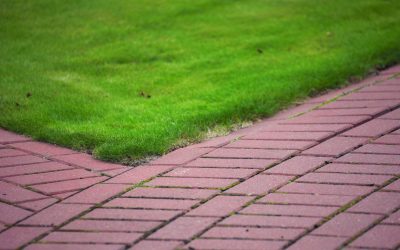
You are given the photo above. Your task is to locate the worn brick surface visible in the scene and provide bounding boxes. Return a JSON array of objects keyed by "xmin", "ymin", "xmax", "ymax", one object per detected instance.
[
  {"xmin": 18, "ymin": 198, "xmax": 58, "ymax": 211},
  {"xmin": 0, "ymin": 202, "xmax": 31, "ymax": 224},
  {"xmin": 202, "ymin": 226, "xmax": 304, "ymax": 240},
  {"xmin": 52, "ymin": 153, "xmax": 124, "ymax": 171},
  {"xmin": 226, "ymin": 139, "xmax": 316, "ymax": 150},
  {"xmin": 262, "ymin": 123, "xmax": 352, "ymax": 132},
  {"xmin": 383, "ymin": 179, "xmax": 400, "ymax": 191},
  {"xmin": 279, "ymin": 182, "xmax": 373, "ymax": 196},
  {"xmin": 146, "ymin": 177, "xmax": 237, "ymax": 189},
  {"xmin": 185, "ymin": 157, "xmax": 275, "ymax": 169},
  {"xmin": 0, "ymin": 155, "xmax": 48, "ymax": 167},
  {"xmin": 303, "ymin": 136, "xmax": 366, "ymax": 156},
  {"xmin": 42, "ymin": 231, "xmax": 141, "ymax": 244},
  {"xmin": 382, "ymin": 210, "xmax": 400, "ymax": 225},
  {"xmin": 0, "ymin": 181, "xmax": 47, "ymax": 203},
  {"xmin": 0, "ymin": 162, "xmax": 75, "ymax": 178},
  {"xmin": 10, "ymin": 141, "xmax": 76, "ymax": 156},
  {"xmin": 286, "ymin": 235, "xmax": 347, "ymax": 250},
  {"xmin": 373, "ymin": 134, "xmax": 400, "ymax": 144},
  {"xmin": 164, "ymin": 167, "xmax": 256, "ymax": 179},
  {"xmin": 354, "ymin": 143, "xmax": 400, "ymax": 154},
  {"xmin": 296, "ymin": 172, "xmax": 391, "ymax": 186},
  {"xmin": 281, "ymin": 115, "xmax": 369, "ymax": 125},
  {"xmin": 0, "ymin": 148, "xmax": 27, "ymax": 158},
  {"xmin": 187, "ymin": 195, "xmax": 253, "ymax": 217},
  {"xmin": 257, "ymin": 193, "xmax": 354, "ymax": 207},
  {"xmin": 336, "ymin": 153, "xmax": 400, "ymax": 165},
  {"xmin": 205, "ymin": 148, "xmax": 297, "ymax": 159},
  {"xmin": 129, "ymin": 240, "xmax": 183, "ymax": 250},
  {"xmin": 25, "ymin": 243, "xmax": 123, "ymax": 250},
  {"xmin": 264, "ymin": 156, "xmax": 330, "ymax": 175},
  {"xmin": 84, "ymin": 208, "xmax": 180, "ymax": 221},
  {"xmin": 62, "ymin": 184, "xmax": 130, "ymax": 204},
  {"xmin": 241, "ymin": 204, "xmax": 337, "ymax": 217},
  {"xmin": 219, "ymin": 214, "xmax": 321, "ymax": 228},
  {"xmin": 321, "ymin": 100, "xmax": 399, "ymax": 109},
  {"xmin": 123, "ymin": 187, "xmax": 217, "ymax": 200},
  {"xmin": 30, "ymin": 176, "xmax": 107, "ymax": 195},
  {"xmin": 342, "ymin": 119, "xmax": 400, "ymax": 137},
  {"xmin": 105, "ymin": 165, "xmax": 173, "ymax": 184},
  {"xmin": 347, "ymin": 192, "xmax": 400, "ymax": 214},
  {"xmin": 62, "ymin": 219, "xmax": 159, "ymax": 232},
  {"xmin": 104, "ymin": 198, "xmax": 198, "ymax": 210},
  {"xmin": 225, "ymin": 174, "xmax": 293, "ymax": 195},
  {"xmin": 0, "ymin": 226, "xmax": 49, "ymax": 249},
  {"xmin": 317, "ymin": 163, "xmax": 400, "ymax": 175},
  {"xmin": 187, "ymin": 238, "xmax": 287, "ymax": 250},
  {"xmin": 244, "ymin": 131, "xmax": 332, "ymax": 141},
  {"xmin": 308, "ymin": 107, "xmax": 385, "ymax": 117},
  {"xmin": 0, "ymin": 130, "xmax": 31, "ymax": 144},
  {"xmin": 349, "ymin": 225, "xmax": 400, "ymax": 249},
  {"xmin": 150, "ymin": 147, "xmax": 213, "ymax": 165}
]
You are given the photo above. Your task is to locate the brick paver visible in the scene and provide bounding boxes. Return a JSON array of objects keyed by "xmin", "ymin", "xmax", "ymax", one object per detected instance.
[{"xmin": 1, "ymin": 66, "xmax": 400, "ymax": 249}]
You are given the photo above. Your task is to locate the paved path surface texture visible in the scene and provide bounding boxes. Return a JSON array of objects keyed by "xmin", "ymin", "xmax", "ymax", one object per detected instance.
[{"xmin": 1, "ymin": 65, "xmax": 400, "ymax": 250}]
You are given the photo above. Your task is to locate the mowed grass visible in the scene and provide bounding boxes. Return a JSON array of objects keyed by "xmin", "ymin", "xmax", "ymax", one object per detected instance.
[{"xmin": 1, "ymin": 0, "xmax": 400, "ymax": 163}]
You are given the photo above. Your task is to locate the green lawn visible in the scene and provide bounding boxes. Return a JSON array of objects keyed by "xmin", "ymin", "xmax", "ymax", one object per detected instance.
[{"xmin": 1, "ymin": 0, "xmax": 400, "ymax": 163}]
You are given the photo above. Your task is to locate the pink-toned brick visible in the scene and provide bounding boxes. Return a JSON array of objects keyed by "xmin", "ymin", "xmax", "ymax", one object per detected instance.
[
  {"xmin": 373, "ymin": 134, "xmax": 400, "ymax": 144},
  {"xmin": 150, "ymin": 147, "xmax": 213, "ymax": 165},
  {"xmin": 225, "ymin": 174, "xmax": 292, "ymax": 195},
  {"xmin": 10, "ymin": 141, "xmax": 76, "ymax": 156},
  {"xmin": 19, "ymin": 203, "xmax": 91, "ymax": 226},
  {"xmin": 42, "ymin": 231, "xmax": 141, "ymax": 244},
  {"xmin": 341, "ymin": 92, "xmax": 400, "ymax": 101},
  {"xmin": 105, "ymin": 165, "xmax": 173, "ymax": 184},
  {"xmin": 123, "ymin": 187, "xmax": 217, "ymax": 200},
  {"xmin": 380, "ymin": 108, "xmax": 400, "ymax": 119},
  {"xmin": 53, "ymin": 191, "xmax": 77, "ymax": 199},
  {"xmin": 62, "ymin": 219, "xmax": 159, "ymax": 232},
  {"xmin": 0, "ymin": 129, "xmax": 31, "ymax": 144},
  {"xmin": 0, "ymin": 181, "xmax": 47, "ymax": 203},
  {"xmin": 19, "ymin": 198, "xmax": 58, "ymax": 211},
  {"xmin": 129, "ymin": 240, "xmax": 182, "ymax": 250},
  {"xmin": 380, "ymin": 65, "xmax": 400, "ymax": 75},
  {"xmin": 25, "ymin": 243, "xmax": 123, "ymax": 250},
  {"xmin": 0, "ymin": 148, "xmax": 27, "ymax": 158},
  {"xmin": 148, "ymin": 216, "xmax": 219, "ymax": 240},
  {"xmin": 354, "ymin": 144, "xmax": 400, "ymax": 154},
  {"xmin": 308, "ymin": 107, "xmax": 386, "ymax": 117},
  {"xmin": 101, "ymin": 167, "xmax": 129, "ymax": 177},
  {"xmin": 257, "ymin": 193, "xmax": 354, "ymax": 207},
  {"xmin": 382, "ymin": 210, "xmax": 400, "ymax": 225},
  {"xmin": 282, "ymin": 115, "xmax": 369, "ymax": 125},
  {"xmin": 104, "ymin": 197, "xmax": 198, "ymax": 210},
  {"xmin": 62, "ymin": 184, "xmax": 129, "ymax": 204},
  {"xmin": 241, "ymin": 204, "xmax": 337, "ymax": 217},
  {"xmin": 342, "ymin": 119, "xmax": 400, "ymax": 137},
  {"xmin": 0, "ymin": 155, "xmax": 48, "ymax": 167},
  {"xmin": 187, "ymin": 238, "xmax": 286, "ymax": 250},
  {"xmin": 186, "ymin": 158, "xmax": 275, "ymax": 169},
  {"xmin": 264, "ymin": 156, "xmax": 330, "ymax": 175},
  {"xmin": 303, "ymin": 136, "xmax": 366, "ymax": 156},
  {"xmin": 0, "ymin": 226, "xmax": 49, "ymax": 249},
  {"xmin": 146, "ymin": 177, "xmax": 237, "ymax": 189},
  {"xmin": 348, "ymin": 192, "xmax": 400, "ymax": 214},
  {"xmin": 322, "ymin": 100, "xmax": 399, "ymax": 109},
  {"xmin": 0, "ymin": 202, "xmax": 31, "ymax": 224},
  {"xmin": 311, "ymin": 213, "xmax": 381, "ymax": 236},
  {"xmin": 296, "ymin": 172, "xmax": 391, "ymax": 186},
  {"xmin": 287, "ymin": 235, "xmax": 347, "ymax": 250},
  {"xmin": 383, "ymin": 180, "xmax": 400, "ymax": 191},
  {"xmin": 5, "ymin": 169, "xmax": 99, "ymax": 185},
  {"xmin": 30, "ymin": 176, "xmax": 107, "ymax": 195},
  {"xmin": 278, "ymin": 182, "xmax": 373, "ymax": 196},
  {"xmin": 336, "ymin": 153, "xmax": 400, "ymax": 165},
  {"xmin": 226, "ymin": 139, "xmax": 316, "ymax": 150},
  {"xmin": 359, "ymin": 84, "xmax": 400, "ymax": 92},
  {"xmin": 350, "ymin": 225, "xmax": 400, "ymax": 249},
  {"xmin": 317, "ymin": 163, "xmax": 400, "ymax": 175},
  {"xmin": 52, "ymin": 153, "xmax": 124, "ymax": 171},
  {"xmin": 262, "ymin": 124, "xmax": 351, "ymax": 133},
  {"xmin": 244, "ymin": 131, "xmax": 332, "ymax": 141},
  {"xmin": 204, "ymin": 148, "xmax": 297, "ymax": 159},
  {"xmin": 187, "ymin": 195, "xmax": 252, "ymax": 217},
  {"xmin": 219, "ymin": 214, "xmax": 321, "ymax": 228},
  {"xmin": 164, "ymin": 167, "xmax": 256, "ymax": 179},
  {"xmin": 0, "ymin": 162, "xmax": 75, "ymax": 178},
  {"xmin": 202, "ymin": 226, "xmax": 304, "ymax": 240},
  {"xmin": 84, "ymin": 208, "xmax": 180, "ymax": 221}
]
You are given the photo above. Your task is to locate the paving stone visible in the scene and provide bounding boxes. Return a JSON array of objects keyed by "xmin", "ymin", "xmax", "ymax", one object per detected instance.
[
  {"xmin": 347, "ymin": 192, "xmax": 400, "ymax": 214},
  {"xmin": 123, "ymin": 187, "xmax": 217, "ymax": 200},
  {"xmin": 53, "ymin": 153, "xmax": 124, "ymax": 171},
  {"xmin": 202, "ymin": 226, "xmax": 304, "ymax": 240},
  {"xmin": 342, "ymin": 119, "xmax": 400, "ymax": 137},
  {"xmin": 286, "ymin": 235, "xmax": 347, "ymax": 250},
  {"xmin": 185, "ymin": 158, "xmax": 275, "ymax": 169},
  {"xmin": 105, "ymin": 165, "xmax": 174, "ymax": 184},
  {"xmin": 0, "ymin": 181, "xmax": 47, "ymax": 203},
  {"xmin": 349, "ymin": 225, "xmax": 400, "ymax": 249},
  {"xmin": 146, "ymin": 177, "xmax": 237, "ymax": 189},
  {"xmin": 354, "ymin": 143, "xmax": 400, "ymax": 154},
  {"xmin": 262, "ymin": 123, "xmax": 352, "ymax": 133},
  {"xmin": 241, "ymin": 204, "xmax": 337, "ymax": 217},
  {"xmin": 0, "ymin": 226, "xmax": 49, "ymax": 249},
  {"xmin": 308, "ymin": 107, "xmax": 386, "ymax": 117},
  {"xmin": 321, "ymin": 100, "xmax": 399, "ymax": 109},
  {"xmin": 0, "ymin": 162, "xmax": 75, "ymax": 178},
  {"xmin": 373, "ymin": 134, "xmax": 400, "ymax": 144},
  {"xmin": 382, "ymin": 210, "xmax": 400, "ymax": 225},
  {"xmin": 129, "ymin": 240, "xmax": 183, "ymax": 250},
  {"xmin": 148, "ymin": 216, "xmax": 219, "ymax": 240},
  {"xmin": 303, "ymin": 136, "xmax": 366, "ymax": 156},
  {"xmin": 311, "ymin": 213, "xmax": 381, "ymax": 236},
  {"xmin": 336, "ymin": 153, "xmax": 400, "ymax": 165},
  {"xmin": 225, "ymin": 174, "xmax": 292, "ymax": 195},
  {"xmin": 296, "ymin": 172, "xmax": 391, "ymax": 186},
  {"xmin": 18, "ymin": 198, "xmax": 58, "ymax": 211},
  {"xmin": 187, "ymin": 195, "xmax": 253, "ymax": 217},
  {"xmin": 62, "ymin": 184, "xmax": 129, "ymax": 204},
  {"xmin": 101, "ymin": 167, "xmax": 129, "ymax": 177},
  {"xmin": 0, "ymin": 129, "xmax": 31, "ymax": 144},
  {"xmin": 225, "ymin": 139, "xmax": 316, "ymax": 150},
  {"xmin": 219, "ymin": 214, "xmax": 321, "ymax": 228},
  {"xmin": 0, "ymin": 148, "xmax": 27, "ymax": 158},
  {"xmin": 379, "ymin": 108, "xmax": 400, "ymax": 119},
  {"xmin": 150, "ymin": 147, "xmax": 213, "ymax": 165},
  {"xmin": 84, "ymin": 208, "xmax": 181, "ymax": 221},
  {"xmin": 25, "ymin": 243, "xmax": 123, "ymax": 250},
  {"xmin": 359, "ymin": 84, "xmax": 400, "ymax": 92},
  {"xmin": 104, "ymin": 198, "xmax": 198, "ymax": 210},
  {"xmin": 187, "ymin": 238, "xmax": 287, "ymax": 250},
  {"xmin": 164, "ymin": 167, "xmax": 257, "ymax": 179},
  {"xmin": 278, "ymin": 182, "xmax": 373, "ymax": 196},
  {"xmin": 383, "ymin": 179, "xmax": 400, "ymax": 192},
  {"xmin": 204, "ymin": 148, "xmax": 297, "ymax": 159},
  {"xmin": 19, "ymin": 203, "xmax": 91, "ymax": 226},
  {"xmin": 53, "ymin": 191, "xmax": 78, "ymax": 199},
  {"xmin": 317, "ymin": 163, "xmax": 400, "ymax": 175},
  {"xmin": 42, "ymin": 231, "xmax": 141, "ymax": 244},
  {"xmin": 264, "ymin": 156, "xmax": 330, "ymax": 175},
  {"xmin": 281, "ymin": 115, "xmax": 369, "ymax": 125},
  {"xmin": 257, "ymin": 193, "xmax": 354, "ymax": 207},
  {"xmin": 5, "ymin": 169, "xmax": 99, "ymax": 185},
  {"xmin": 0, "ymin": 155, "xmax": 48, "ymax": 167},
  {"xmin": 62, "ymin": 219, "xmax": 160, "ymax": 232},
  {"xmin": 341, "ymin": 92, "xmax": 400, "ymax": 100},
  {"xmin": 30, "ymin": 176, "xmax": 107, "ymax": 195},
  {"xmin": 243, "ymin": 131, "xmax": 332, "ymax": 141},
  {"xmin": 0, "ymin": 202, "xmax": 31, "ymax": 224},
  {"xmin": 10, "ymin": 141, "xmax": 76, "ymax": 156}
]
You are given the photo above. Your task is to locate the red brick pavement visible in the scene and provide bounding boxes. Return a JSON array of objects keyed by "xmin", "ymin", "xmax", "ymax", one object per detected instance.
[{"xmin": 1, "ymin": 65, "xmax": 400, "ymax": 249}]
